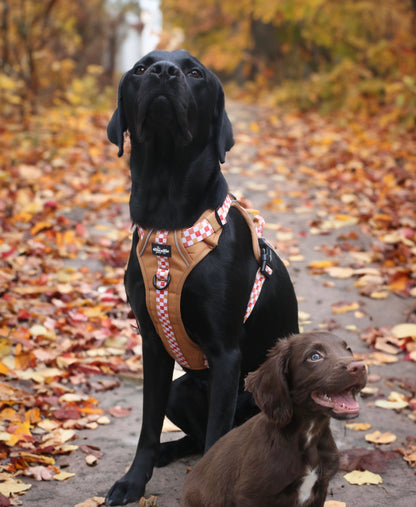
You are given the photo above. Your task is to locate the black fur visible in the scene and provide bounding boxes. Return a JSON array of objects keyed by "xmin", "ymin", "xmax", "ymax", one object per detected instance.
[{"xmin": 105, "ymin": 50, "xmax": 299, "ymax": 506}]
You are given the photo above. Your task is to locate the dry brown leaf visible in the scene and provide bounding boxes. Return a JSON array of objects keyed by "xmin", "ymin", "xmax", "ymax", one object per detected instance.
[
  {"xmin": 74, "ymin": 497, "xmax": 106, "ymax": 507},
  {"xmin": 108, "ymin": 406, "xmax": 132, "ymax": 418}
]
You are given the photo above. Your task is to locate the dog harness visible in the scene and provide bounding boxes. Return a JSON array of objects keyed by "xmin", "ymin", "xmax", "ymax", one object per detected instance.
[{"xmin": 135, "ymin": 195, "xmax": 273, "ymax": 370}]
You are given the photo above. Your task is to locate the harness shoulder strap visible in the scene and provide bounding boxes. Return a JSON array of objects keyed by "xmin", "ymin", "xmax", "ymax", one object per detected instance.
[{"xmin": 230, "ymin": 201, "xmax": 262, "ymax": 263}]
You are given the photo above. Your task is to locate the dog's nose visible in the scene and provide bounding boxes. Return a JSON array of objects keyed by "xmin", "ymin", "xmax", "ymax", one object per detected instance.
[
  {"xmin": 347, "ymin": 361, "xmax": 367, "ymax": 375},
  {"xmin": 149, "ymin": 61, "xmax": 180, "ymax": 80}
]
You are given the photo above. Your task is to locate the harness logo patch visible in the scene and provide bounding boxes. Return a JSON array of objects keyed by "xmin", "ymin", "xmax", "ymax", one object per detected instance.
[{"xmin": 152, "ymin": 243, "xmax": 171, "ymax": 257}]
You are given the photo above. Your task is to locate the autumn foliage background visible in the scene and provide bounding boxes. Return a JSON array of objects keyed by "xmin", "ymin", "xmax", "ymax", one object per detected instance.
[{"xmin": 1, "ymin": 0, "xmax": 416, "ymax": 504}]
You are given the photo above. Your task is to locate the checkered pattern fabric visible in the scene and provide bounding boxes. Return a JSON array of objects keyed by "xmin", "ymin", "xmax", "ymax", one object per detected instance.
[
  {"xmin": 182, "ymin": 219, "xmax": 214, "ymax": 248},
  {"xmin": 181, "ymin": 194, "xmax": 232, "ymax": 248},
  {"xmin": 154, "ymin": 230, "xmax": 191, "ymax": 368},
  {"xmin": 243, "ymin": 265, "xmax": 273, "ymax": 323},
  {"xmin": 254, "ymin": 215, "xmax": 265, "ymax": 238}
]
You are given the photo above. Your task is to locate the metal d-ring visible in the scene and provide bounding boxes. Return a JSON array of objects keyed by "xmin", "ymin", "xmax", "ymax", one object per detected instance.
[{"xmin": 153, "ymin": 273, "xmax": 171, "ymax": 290}]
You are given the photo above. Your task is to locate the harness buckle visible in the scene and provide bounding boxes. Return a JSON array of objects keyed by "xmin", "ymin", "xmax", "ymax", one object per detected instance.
[{"xmin": 259, "ymin": 240, "xmax": 273, "ymax": 279}]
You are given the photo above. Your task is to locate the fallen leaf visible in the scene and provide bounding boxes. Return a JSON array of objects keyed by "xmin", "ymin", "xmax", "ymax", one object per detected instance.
[
  {"xmin": 339, "ymin": 447, "xmax": 398, "ymax": 472},
  {"xmin": 23, "ymin": 466, "xmax": 55, "ymax": 481},
  {"xmin": 0, "ymin": 478, "xmax": 31, "ymax": 497},
  {"xmin": 162, "ymin": 417, "xmax": 181, "ymax": 433},
  {"xmin": 108, "ymin": 406, "xmax": 132, "ymax": 418},
  {"xmin": 365, "ymin": 430, "xmax": 397, "ymax": 445},
  {"xmin": 375, "ymin": 398, "xmax": 408, "ymax": 410},
  {"xmin": 327, "ymin": 267, "xmax": 355, "ymax": 279},
  {"xmin": 53, "ymin": 471, "xmax": 75, "ymax": 481},
  {"xmin": 85, "ymin": 455, "xmax": 98, "ymax": 466},
  {"xmin": 345, "ymin": 422, "xmax": 372, "ymax": 431},
  {"xmin": 332, "ymin": 301, "xmax": 360, "ymax": 314},
  {"xmin": 139, "ymin": 496, "xmax": 159, "ymax": 506},
  {"xmin": 324, "ymin": 502, "xmax": 346, "ymax": 507},
  {"xmin": 74, "ymin": 497, "xmax": 106, "ymax": 507},
  {"xmin": 343, "ymin": 470, "xmax": 383, "ymax": 485},
  {"xmin": 391, "ymin": 323, "xmax": 416, "ymax": 339}
]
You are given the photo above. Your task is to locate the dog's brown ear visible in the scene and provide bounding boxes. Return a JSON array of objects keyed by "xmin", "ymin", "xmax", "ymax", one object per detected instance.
[
  {"xmin": 214, "ymin": 82, "xmax": 234, "ymax": 163},
  {"xmin": 245, "ymin": 338, "xmax": 292, "ymax": 427},
  {"xmin": 107, "ymin": 73, "xmax": 128, "ymax": 157}
]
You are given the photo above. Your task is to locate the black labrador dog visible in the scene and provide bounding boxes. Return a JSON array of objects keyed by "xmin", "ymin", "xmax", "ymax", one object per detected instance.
[{"xmin": 106, "ymin": 49, "xmax": 299, "ymax": 506}]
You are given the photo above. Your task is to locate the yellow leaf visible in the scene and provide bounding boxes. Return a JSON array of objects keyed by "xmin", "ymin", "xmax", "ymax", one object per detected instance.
[
  {"xmin": 365, "ymin": 430, "xmax": 397, "ymax": 444},
  {"xmin": 345, "ymin": 422, "xmax": 372, "ymax": 431},
  {"xmin": 327, "ymin": 266, "xmax": 354, "ymax": 279},
  {"xmin": 344, "ymin": 470, "xmax": 383, "ymax": 485},
  {"xmin": 30, "ymin": 221, "xmax": 53, "ymax": 235},
  {"xmin": 0, "ymin": 478, "xmax": 31, "ymax": 496},
  {"xmin": 369, "ymin": 291, "xmax": 389, "ymax": 299},
  {"xmin": 391, "ymin": 323, "xmax": 416, "ymax": 339},
  {"xmin": 332, "ymin": 301, "xmax": 360, "ymax": 314},
  {"xmin": 53, "ymin": 471, "xmax": 75, "ymax": 481},
  {"xmin": 308, "ymin": 260, "xmax": 338, "ymax": 269},
  {"xmin": 375, "ymin": 399, "xmax": 408, "ymax": 410},
  {"xmin": 20, "ymin": 452, "xmax": 55, "ymax": 466}
]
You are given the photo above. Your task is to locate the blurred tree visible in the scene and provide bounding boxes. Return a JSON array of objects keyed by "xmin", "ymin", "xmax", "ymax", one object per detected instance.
[
  {"xmin": 0, "ymin": 0, "xmax": 139, "ymax": 114},
  {"xmin": 161, "ymin": 0, "xmax": 416, "ymax": 120}
]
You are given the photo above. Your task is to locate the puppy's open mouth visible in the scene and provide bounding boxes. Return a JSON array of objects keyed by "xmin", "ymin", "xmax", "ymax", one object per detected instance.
[{"xmin": 311, "ymin": 389, "xmax": 360, "ymax": 416}]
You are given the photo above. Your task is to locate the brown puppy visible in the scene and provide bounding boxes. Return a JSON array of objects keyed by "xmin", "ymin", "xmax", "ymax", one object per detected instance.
[{"xmin": 181, "ymin": 332, "xmax": 367, "ymax": 507}]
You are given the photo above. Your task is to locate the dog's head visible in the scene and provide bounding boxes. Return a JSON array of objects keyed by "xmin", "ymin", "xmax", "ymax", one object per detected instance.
[
  {"xmin": 245, "ymin": 332, "xmax": 367, "ymax": 427},
  {"xmin": 107, "ymin": 49, "xmax": 233, "ymax": 161}
]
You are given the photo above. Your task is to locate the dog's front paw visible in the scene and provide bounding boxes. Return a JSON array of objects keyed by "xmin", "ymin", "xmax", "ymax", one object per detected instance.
[{"xmin": 105, "ymin": 474, "xmax": 145, "ymax": 506}]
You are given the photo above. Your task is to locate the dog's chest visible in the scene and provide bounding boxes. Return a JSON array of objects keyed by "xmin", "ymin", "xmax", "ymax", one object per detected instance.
[
  {"xmin": 295, "ymin": 422, "xmax": 325, "ymax": 505},
  {"xmin": 297, "ymin": 466, "xmax": 319, "ymax": 505}
]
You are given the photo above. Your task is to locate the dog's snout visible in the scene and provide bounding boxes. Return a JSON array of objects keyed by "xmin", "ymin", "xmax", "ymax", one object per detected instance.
[
  {"xmin": 149, "ymin": 61, "xmax": 180, "ymax": 79},
  {"xmin": 347, "ymin": 360, "xmax": 366, "ymax": 375}
]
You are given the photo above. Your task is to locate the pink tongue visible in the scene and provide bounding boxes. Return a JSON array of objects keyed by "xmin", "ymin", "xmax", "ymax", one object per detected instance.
[{"xmin": 332, "ymin": 392, "xmax": 359, "ymax": 412}]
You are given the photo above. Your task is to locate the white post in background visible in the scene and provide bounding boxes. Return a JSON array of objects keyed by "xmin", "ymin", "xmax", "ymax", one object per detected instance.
[{"xmin": 118, "ymin": 0, "xmax": 162, "ymax": 72}]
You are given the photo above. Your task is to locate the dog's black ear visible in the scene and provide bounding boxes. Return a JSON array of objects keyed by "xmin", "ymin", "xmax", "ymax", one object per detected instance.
[
  {"xmin": 107, "ymin": 73, "xmax": 128, "ymax": 157},
  {"xmin": 214, "ymin": 82, "xmax": 234, "ymax": 163},
  {"xmin": 245, "ymin": 338, "xmax": 292, "ymax": 427}
]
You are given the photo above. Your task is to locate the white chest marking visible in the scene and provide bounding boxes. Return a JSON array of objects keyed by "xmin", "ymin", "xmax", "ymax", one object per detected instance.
[
  {"xmin": 304, "ymin": 421, "xmax": 315, "ymax": 448},
  {"xmin": 298, "ymin": 467, "xmax": 318, "ymax": 505}
]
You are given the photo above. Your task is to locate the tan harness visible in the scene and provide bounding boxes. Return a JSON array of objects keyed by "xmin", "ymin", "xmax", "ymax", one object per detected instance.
[{"xmin": 135, "ymin": 195, "xmax": 272, "ymax": 370}]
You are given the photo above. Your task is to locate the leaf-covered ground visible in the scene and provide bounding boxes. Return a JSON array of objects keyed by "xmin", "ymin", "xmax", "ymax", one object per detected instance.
[{"xmin": 1, "ymin": 102, "xmax": 415, "ymax": 505}]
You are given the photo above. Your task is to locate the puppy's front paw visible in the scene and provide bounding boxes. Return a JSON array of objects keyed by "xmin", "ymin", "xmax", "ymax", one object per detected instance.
[{"xmin": 105, "ymin": 474, "xmax": 144, "ymax": 506}]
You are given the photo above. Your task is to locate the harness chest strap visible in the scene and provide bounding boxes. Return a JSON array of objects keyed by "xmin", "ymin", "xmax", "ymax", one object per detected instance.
[{"xmin": 135, "ymin": 195, "xmax": 272, "ymax": 370}]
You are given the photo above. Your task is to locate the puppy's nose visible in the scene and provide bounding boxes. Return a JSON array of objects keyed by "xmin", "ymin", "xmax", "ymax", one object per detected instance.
[
  {"xmin": 149, "ymin": 61, "xmax": 180, "ymax": 80},
  {"xmin": 347, "ymin": 361, "xmax": 367, "ymax": 375}
]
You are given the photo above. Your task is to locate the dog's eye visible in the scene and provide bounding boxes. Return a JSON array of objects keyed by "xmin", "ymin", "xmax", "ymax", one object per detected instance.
[
  {"xmin": 188, "ymin": 69, "xmax": 203, "ymax": 79},
  {"xmin": 309, "ymin": 352, "xmax": 323, "ymax": 362},
  {"xmin": 135, "ymin": 65, "xmax": 146, "ymax": 75}
]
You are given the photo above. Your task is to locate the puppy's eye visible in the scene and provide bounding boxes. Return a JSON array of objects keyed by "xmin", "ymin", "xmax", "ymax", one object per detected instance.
[
  {"xmin": 188, "ymin": 69, "xmax": 203, "ymax": 79},
  {"xmin": 309, "ymin": 352, "xmax": 323, "ymax": 362},
  {"xmin": 135, "ymin": 65, "xmax": 146, "ymax": 75}
]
